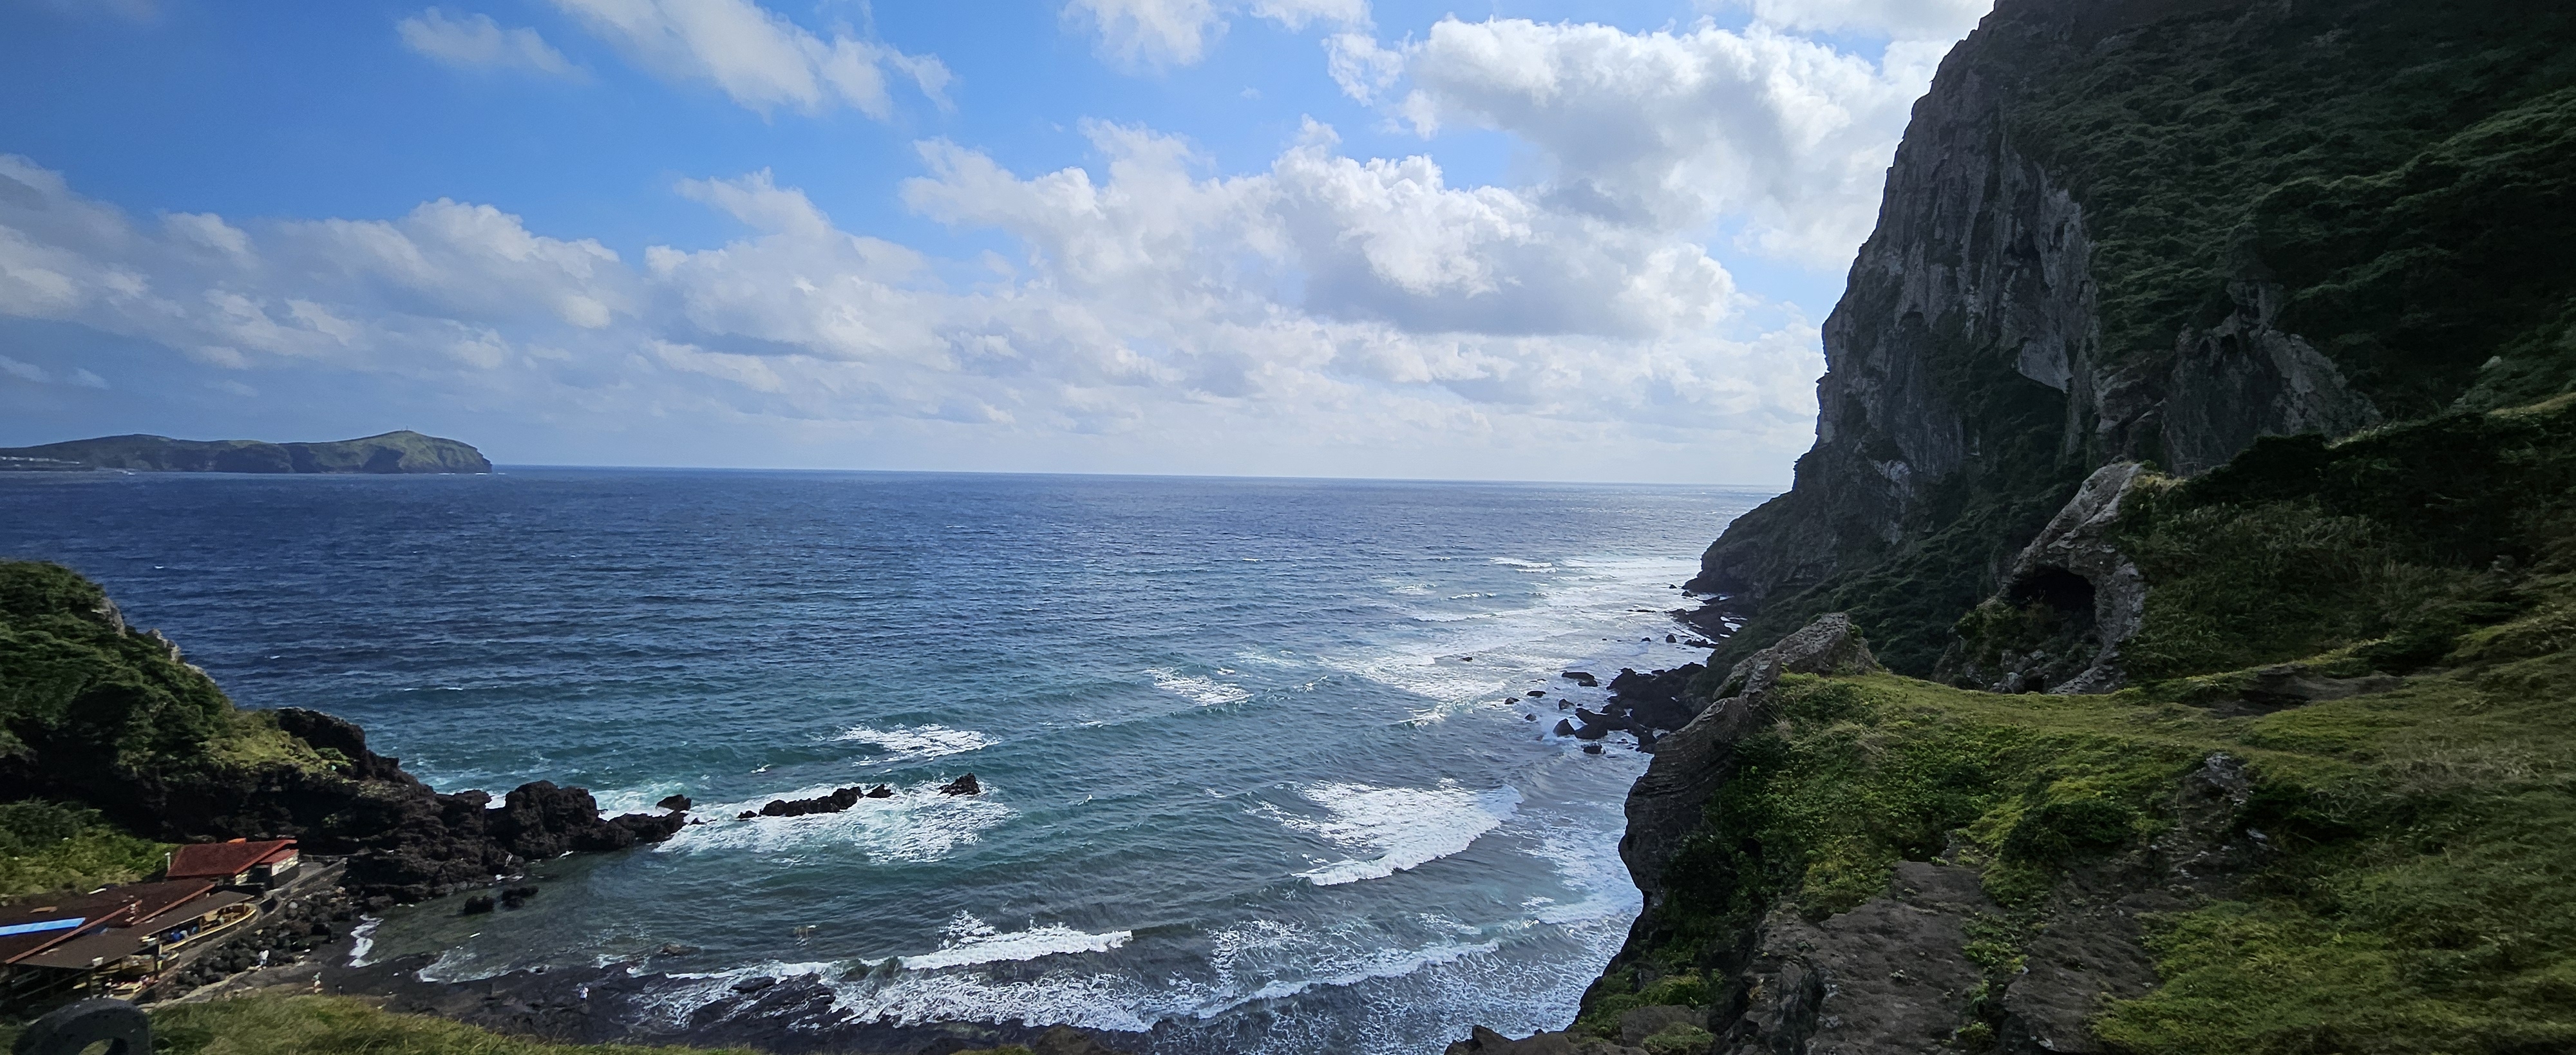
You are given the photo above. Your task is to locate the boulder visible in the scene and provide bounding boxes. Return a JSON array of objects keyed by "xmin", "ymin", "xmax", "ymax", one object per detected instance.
[
  {"xmin": 866, "ymin": 784, "xmax": 894, "ymax": 798},
  {"xmin": 460, "ymin": 895, "xmax": 496, "ymax": 915},
  {"xmin": 656, "ymin": 794, "xmax": 693, "ymax": 812},
  {"xmin": 939, "ymin": 774, "xmax": 983, "ymax": 796}
]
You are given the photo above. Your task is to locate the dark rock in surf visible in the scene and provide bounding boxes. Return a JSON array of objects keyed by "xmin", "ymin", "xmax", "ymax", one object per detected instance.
[
  {"xmin": 1553, "ymin": 718, "xmax": 1578, "ymax": 737},
  {"xmin": 866, "ymin": 785, "xmax": 894, "ymax": 798},
  {"xmin": 462, "ymin": 895, "xmax": 496, "ymax": 915},
  {"xmin": 656, "ymin": 794, "xmax": 692, "ymax": 812},
  {"xmin": 732, "ymin": 976, "xmax": 778, "ymax": 994},
  {"xmin": 939, "ymin": 774, "xmax": 983, "ymax": 796},
  {"xmin": 500, "ymin": 884, "xmax": 539, "ymax": 909}
]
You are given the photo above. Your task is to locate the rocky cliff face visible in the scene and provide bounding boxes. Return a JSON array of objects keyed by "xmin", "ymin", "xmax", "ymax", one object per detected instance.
[{"xmin": 1696, "ymin": 0, "xmax": 2576, "ymax": 678}]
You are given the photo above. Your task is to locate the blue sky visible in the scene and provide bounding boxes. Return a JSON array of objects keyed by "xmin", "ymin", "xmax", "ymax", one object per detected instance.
[{"xmin": 0, "ymin": 0, "xmax": 1988, "ymax": 482}]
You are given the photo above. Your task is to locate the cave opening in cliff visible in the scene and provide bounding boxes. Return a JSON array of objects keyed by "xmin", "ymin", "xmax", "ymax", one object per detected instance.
[{"xmin": 2009, "ymin": 566, "xmax": 2097, "ymax": 636}]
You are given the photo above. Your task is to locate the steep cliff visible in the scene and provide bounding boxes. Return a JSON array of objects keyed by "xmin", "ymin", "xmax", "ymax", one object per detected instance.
[
  {"xmin": 1454, "ymin": 2, "xmax": 2576, "ymax": 1052},
  {"xmin": 0, "ymin": 430, "xmax": 493, "ymax": 474},
  {"xmin": 1696, "ymin": 0, "xmax": 2576, "ymax": 676}
]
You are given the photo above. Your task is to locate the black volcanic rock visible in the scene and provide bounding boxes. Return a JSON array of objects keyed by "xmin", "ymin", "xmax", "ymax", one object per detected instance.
[
  {"xmin": 938, "ymin": 774, "xmax": 982, "ymax": 796},
  {"xmin": 756, "ymin": 786, "xmax": 866, "ymax": 818},
  {"xmin": 656, "ymin": 794, "xmax": 693, "ymax": 812}
]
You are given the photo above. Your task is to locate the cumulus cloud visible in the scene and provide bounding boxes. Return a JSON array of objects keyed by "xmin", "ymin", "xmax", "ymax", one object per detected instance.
[
  {"xmin": 0, "ymin": 133, "xmax": 1823, "ymax": 474},
  {"xmin": 1068, "ymin": 0, "xmax": 1368, "ymax": 68},
  {"xmin": 551, "ymin": 0, "xmax": 949, "ymax": 117},
  {"xmin": 1350, "ymin": 18, "xmax": 1946, "ymax": 267},
  {"xmin": 399, "ymin": 8, "xmax": 583, "ymax": 78}
]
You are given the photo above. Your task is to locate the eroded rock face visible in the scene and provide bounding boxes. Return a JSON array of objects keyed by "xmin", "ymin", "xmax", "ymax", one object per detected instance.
[
  {"xmin": 1622, "ymin": 614, "xmax": 1882, "ymax": 898},
  {"xmin": 1718, "ymin": 862, "xmax": 1996, "ymax": 1054}
]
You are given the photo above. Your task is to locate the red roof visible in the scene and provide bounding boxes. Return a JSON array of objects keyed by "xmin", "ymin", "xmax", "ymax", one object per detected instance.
[{"xmin": 166, "ymin": 839, "xmax": 296, "ymax": 880}]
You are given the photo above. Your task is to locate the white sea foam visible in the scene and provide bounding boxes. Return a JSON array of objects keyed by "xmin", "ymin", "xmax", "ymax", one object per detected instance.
[
  {"xmin": 345, "ymin": 915, "xmax": 382, "ymax": 967},
  {"xmin": 1266, "ymin": 781, "xmax": 1521, "ymax": 886},
  {"xmin": 833, "ymin": 723, "xmax": 996, "ymax": 761},
  {"xmin": 900, "ymin": 913, "xmax": 1133, "ymax": 971},
  {"xmin": 1150, "ymin": 667, "xmax": 1253, "ymax": 706},
  {"xmin": 1489, "ymin": 557, "xmax": 1556, "ymax": 571},
  {"xmin": 658, "ymin": 780, "xmax": 1010, "ymax": 862}
]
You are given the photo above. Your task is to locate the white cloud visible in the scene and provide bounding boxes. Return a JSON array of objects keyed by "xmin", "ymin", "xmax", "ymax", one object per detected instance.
[
  {"xmin": 1068, "ymin": 0, "xmax": 1368, "ymax": 68},
  {"xmin": 1249, "ymin": 0, "xmax": 1368, "ymax": 32},
  {"xmin": 1377, "ymin": 17, "xmax": 1947, "ymax": 267},
  {"xmin": 399, "ymin": 8, "xmax": 583, "ymax": 78},
  {"xmin": 0, "ymin": 131, "xmax": 1824, "ymax": 475},
  {"xmin": 1722, "ymin": 0, "xmax": 1990, "ymax": 42},
  {"xmin": 552, "ymin": 0, "xmax": 949, "ymax": 117}
]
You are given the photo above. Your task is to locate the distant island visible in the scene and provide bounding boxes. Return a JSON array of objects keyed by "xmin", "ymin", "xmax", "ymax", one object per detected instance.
[{"xmin": 0, "ymin": 430, "xmax": 492, "ymax": 474}]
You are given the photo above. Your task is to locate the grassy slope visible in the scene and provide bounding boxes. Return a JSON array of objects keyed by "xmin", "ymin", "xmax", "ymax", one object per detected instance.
[
  {"xmin": 0, "ymin": 560, "xmax": 328, "ymax": 898},
  {"xmin": 1597, "ymin": 400, "xmax": 2576, "ymax": 1050},
  {"xmin": 1710, "ymin": 0, "xmax": 2576, "ymax": 677},
  {"xmin": 0, "ymin": 997, "xmax": 764, "ymax": 1054},
  {"xmin": 0, "ymin": 799, "xmax": 169, "ymax": 901}
]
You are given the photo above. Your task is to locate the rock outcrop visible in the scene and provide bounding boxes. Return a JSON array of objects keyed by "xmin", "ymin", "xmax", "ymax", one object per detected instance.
[
  {"xmin": 1621, "ymin": 615, "xmax": 1881, "ymax": 898},
  {"xmin": 0, "ymin": 561, "xmax": 683, "ymax": 902}
]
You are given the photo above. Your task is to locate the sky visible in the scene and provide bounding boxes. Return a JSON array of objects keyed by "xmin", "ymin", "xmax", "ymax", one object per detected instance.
[{"xmin": 0, "ymin": 0, "xmax": 1992, "ymax": 482}]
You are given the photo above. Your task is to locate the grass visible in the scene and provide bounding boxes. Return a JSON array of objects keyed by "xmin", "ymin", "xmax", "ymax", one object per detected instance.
[
  {"xmin": 0, "ymin": 560, "xmax": 332, "ymax": 797},
  {"xmin": 117, "ymin": 997, "xmax": 768, "ymax": 1055},
  {"xmin": 0, "ymin": 799, "xmax": 169, "ymax": 901}
]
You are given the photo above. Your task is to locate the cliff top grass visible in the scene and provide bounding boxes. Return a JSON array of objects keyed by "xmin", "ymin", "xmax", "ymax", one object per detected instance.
[
  {"xmin": 0, "ymin": 996, "xmax": 766, "ymax": 1054},
  {"xmin": 1598, "ymin": 600, "xmax": 2576, "ymax": 1050},
  {"xmin": 0, "ymin": 799, "xmax": 169, "ymax": 901},
  {"xmin": 0, "ymin": 560, "xmax": 327, "ymax": 778}
]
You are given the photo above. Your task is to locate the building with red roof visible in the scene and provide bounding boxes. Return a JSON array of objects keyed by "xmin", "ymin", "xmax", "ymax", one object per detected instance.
[{"xmin": 165, "ymin": 838, "xmax": 298, "ymax": 888}]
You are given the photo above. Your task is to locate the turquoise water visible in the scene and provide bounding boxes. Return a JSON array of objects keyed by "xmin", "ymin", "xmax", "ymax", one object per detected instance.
[{"xmin": 0, "ymin": 469, "xmax": 1762, "ymax": 1053}]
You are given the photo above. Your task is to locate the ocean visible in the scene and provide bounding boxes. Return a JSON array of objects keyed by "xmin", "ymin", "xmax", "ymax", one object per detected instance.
[{"xmin": 0, "ymin": 468, "xmax": 1764, "ymax": 1054}]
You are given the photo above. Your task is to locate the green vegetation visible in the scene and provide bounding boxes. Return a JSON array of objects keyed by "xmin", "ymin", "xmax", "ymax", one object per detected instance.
[
  {"xmin": 0, "ymin": 799, "xmax": 168, "ymax": 901},
  {"xmin": 2116, "ymin": 397, "xmax": 2576, "ymax": 681},
  {"xmin": 91, "ymin": 996, "xmax": 762, "ymax": 1055},
  {"xmin": 0, "ymin": 560, "xmax": 325, "ymax": 781}
]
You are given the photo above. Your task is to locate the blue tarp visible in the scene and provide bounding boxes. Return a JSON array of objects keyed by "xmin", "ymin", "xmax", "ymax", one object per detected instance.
[{"xmin": 0, "ymin": 917, "xmax": 86, "ymax": 937}]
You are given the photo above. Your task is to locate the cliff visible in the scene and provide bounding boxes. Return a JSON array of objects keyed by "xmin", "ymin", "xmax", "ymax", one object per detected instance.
[
  {"xmin": 1461, "ymin": 1, "xmax": 2576, "ymax": 1053},
  {"xmin": 1694, "ymin": 0, "xmax": 2576, "ymax": 676},
  {"xmin": 0, "ymin": 431, "xmax": 493, "ymax": 474},
  {"xmin": 0, "ymin": 561, "xmax": 676, "ymax": 902}
]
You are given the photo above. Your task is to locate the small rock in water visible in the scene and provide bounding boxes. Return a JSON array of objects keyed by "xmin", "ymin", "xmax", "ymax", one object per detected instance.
[
  {"xmin": 1582, "ymin": 744, "xmax": 1604, "ymax": 755},
  {"xmin": 1666, "ymin": 634, "xmax": 1678, "ymax": 643},
  {"xmin": 736, "ymin": 810, "xmax": 758, "ymax": 821},
  {"xmin": 1459, "ymin": 656, "xmax": 1474, "ymax": 661},
  {"xmin": 1526, "ymin": 690, "xmax": 1546, "ymax": 698},
  {"xmin": 657, "ymin": 944, "xmax": 699, "ymax": 956},
  {"xmin": 1524, "ymin": 714, "xmax": 1537, "ymax": 721},
  {"xmin": 657, "ymin": 794, "xmax": 693, "ymax": 812},
  {"xmin": 461, "ymin": 895, "xmax": 496, "ymax": 915},
  {"xmin": 939, "ymin": 773, "xmax": 982, "ymax": 796},
  {"xmin": 732, "ymin": 976, "xmax": 777, "ymax": 993},
  {"xmin": 866, "ymin": 784, "xmax": 894, "ymax": 798},
  {"xmin": 500, "ymin": 884, "xmax": 540, "ymax": 909},
  {"xmin": 1553, "ymin": 719, "xmax": 1577, "ymax": 737}
]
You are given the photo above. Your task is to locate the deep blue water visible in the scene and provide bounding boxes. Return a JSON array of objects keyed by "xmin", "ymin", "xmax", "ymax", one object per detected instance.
[{"xmin": 0, "ymin": 469, "xmax": 1763, "ymax": 1054}]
